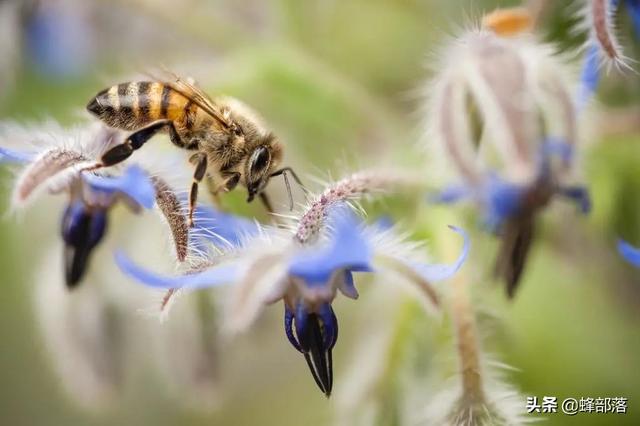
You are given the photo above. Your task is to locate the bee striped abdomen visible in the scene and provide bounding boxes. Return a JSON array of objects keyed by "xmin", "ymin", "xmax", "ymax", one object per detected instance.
[{"xmin": 87, "ymin": 82, "xmax": 190, "ymax": 132}]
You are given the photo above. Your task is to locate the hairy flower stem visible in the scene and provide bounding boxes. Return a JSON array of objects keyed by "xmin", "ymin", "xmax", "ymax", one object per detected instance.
[
  {"xmin": 294, "ymin": 169, "xmax": 421, "ymax": 243},
  {"xmin": 450, "ymin": 270, "xmax": 484, "ymax": 407},
  {"xmin": 438, "ymin": 226, "xmax": 486, "ymax": 419},
  {"xmin": 591, "ymin": 0, "xmax": 620, "ymax": 62}
]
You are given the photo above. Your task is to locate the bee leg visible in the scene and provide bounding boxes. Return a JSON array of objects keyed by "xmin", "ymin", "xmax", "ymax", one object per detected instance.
[
  {"xmin": 101, "ymin": 119, "xmax": 179, "ymax": 166},
  {"xmin": 188, "ymin": 153, "xmax": 208, "ymax": 227}
]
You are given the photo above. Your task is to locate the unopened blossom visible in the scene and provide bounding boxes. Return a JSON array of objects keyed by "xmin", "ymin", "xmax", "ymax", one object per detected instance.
[{"xmin": 425, "ymin": 29, "xmax": 590, "ymax": 297}]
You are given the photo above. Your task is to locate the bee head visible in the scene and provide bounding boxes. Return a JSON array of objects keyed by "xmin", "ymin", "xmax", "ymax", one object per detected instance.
[
  {"xmin": 246, "ymin": 133, "xmax": 286, "ymax": 204},
  {"xmin": 246, "ymin": 145, "xmax": 274, "ymax": 202}
]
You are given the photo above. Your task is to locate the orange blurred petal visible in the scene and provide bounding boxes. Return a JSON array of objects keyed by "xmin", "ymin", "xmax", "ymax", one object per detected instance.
[{"xmin": 482, "ymin": 8, "xmax": 533, "ymax": 36}]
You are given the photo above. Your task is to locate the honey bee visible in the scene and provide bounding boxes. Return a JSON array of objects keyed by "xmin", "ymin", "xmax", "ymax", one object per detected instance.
[{"xmin": 86, "ymin": 75, "xmax": 302, "ymax": 225}]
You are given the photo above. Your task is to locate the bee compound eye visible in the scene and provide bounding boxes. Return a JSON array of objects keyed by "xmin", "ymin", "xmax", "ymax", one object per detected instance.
[{"xmin": 250, "ymin": 146, "xmax": 271, "ymax": 175}]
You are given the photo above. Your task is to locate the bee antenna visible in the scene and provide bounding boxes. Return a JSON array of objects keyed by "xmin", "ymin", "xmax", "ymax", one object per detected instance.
[
  {"xmin": 283, "ymin": 170, "xmax": 294, "ymax": 211},
  {"xmin": 271, "ymin": 167, "xmax": 308, "ymax": 211}
]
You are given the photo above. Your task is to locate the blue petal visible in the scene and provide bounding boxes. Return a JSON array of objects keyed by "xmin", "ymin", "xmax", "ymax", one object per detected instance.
[
  {"xmin": 0, "ymin": 147, "xmax": 35, "ymax": 164},
  {"xmin": 318, "ymin": 303, "xmax": 338, "ymax": 350},
  {"xmin": 288, "ymin": 206, "xmax": 373, "ymax": 285},
  {"xmin": 429, "ymin": 184, "xmax": 473, "ymax": 204},
  {"xmin": 372, "ymin": 216, "xmax": 394, "ymax": 232},
  {"xmin": 617, "ymin": 239, "xmax": 640, "ymax": 268},
  {"xmin": 576, "ymin": 43, "xmax": 600, "ymax": 111},
  {"xmin": 433, "ymin": 176, "xmax": 527, "ymax": 230},
  {"xmin": 284, "ymin": 306, "xmax": 302, "ymax": 352},
  {"xmin": 628, "ymin": 0, "xmax": 640, "ymax": 40},
  {"xmin": 89, "ymin": 210, "xmax": 108, "ymax": 248},
  {"xmin": 537, "ymin": 138, "xmax": 574, "ymax": 181},
  {"xmin": 409, "ymin": 225, "xmax": 470, "ymax": 282},
  {"xmin": 484, "ymin": 175, "xmax": 526, "ymax": 230},
  {"xmin": 559, "ymin": 186, "xmax": 592, "ymax": 214},
  {"xmin": 191, "ymin": 202, "xmax": 260, "ymax": 248},
  {"xmin": 294, "ymin": 302, "xmax": 310, "ymax": 343},
  {"xmin": 432, "ymin": 178, "xmax": 524, "ymax": 230},
  {"xmin": 115, "ymin": 251, "xmax": 239, "ymax": 289},
  {"xmin": 61, "ymin": 201, "xmax": 108, "ymax": 249},
  {"xmin": 61, "ymin": 201, "xmax": 88, "ymax": 245},
  {"xmin": 83, "ymin": 165, "xmax": 155, "ymax": 209},
  {"xmin": 337, "ymin": 270, "xmax": 359, "ymax": 299},
  {"xmin": 541, "ymin": 138, "xmax": 574, "ymax": 165}
]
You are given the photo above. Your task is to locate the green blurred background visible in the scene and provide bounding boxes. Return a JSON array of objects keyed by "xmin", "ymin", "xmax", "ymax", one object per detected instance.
[{"xmin": 1, "ymin": 0, "xmax": 639, "ymax": 425}]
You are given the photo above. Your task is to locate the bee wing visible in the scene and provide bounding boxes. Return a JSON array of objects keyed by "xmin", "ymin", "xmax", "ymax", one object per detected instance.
[{"xmin": 160, "ymin": 72, "xmax": 231, "ymax": 129}]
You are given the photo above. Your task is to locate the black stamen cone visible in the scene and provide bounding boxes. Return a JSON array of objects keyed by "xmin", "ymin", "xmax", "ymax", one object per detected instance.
[
  {"xmin": 494, "ymin": 214, "xmax": 535, "ymax": 298},
  {"xmin": 61, "ymin": 203, "xmax": 107, "ymax": 289},
  {"xmin": 298, "ymin": 313, "xmax": 333, "ymax": 397},
  {"xmin": 64, "ymin": 243, "xmax": 92, "ymax": 288},
  {"xmin": 62, "ymin": 207, "xmax": 93, "ymax": 288}
]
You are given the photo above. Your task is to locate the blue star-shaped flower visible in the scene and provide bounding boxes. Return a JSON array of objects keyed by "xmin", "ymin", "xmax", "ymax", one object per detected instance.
[{"xmin": 116, "ymin": 204, "xmax": 470, "ymax": 396}]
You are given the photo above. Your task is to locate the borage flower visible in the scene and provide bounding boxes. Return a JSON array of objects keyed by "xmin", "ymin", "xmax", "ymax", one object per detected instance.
[
  {"xmin": 431, "ymin": 140, "xmax": 591, "ymax": 231},
  {"xmin": 62, "ymin": 166, "xmax": 154, "ymax": 286},
  {"xmin": 116, "ymin": 204, "xmax": 469, "ymax": 396},
  {"xmin": 425, "ymin": 29, "xmax": 590, "ymax": 296},
  {"xmin": 0, "ymin": 123, "xmax": 156, "ymax": 287},
  {"xmin": 1, "ymin": 123, "xmax": 233, "ymax": 409}
]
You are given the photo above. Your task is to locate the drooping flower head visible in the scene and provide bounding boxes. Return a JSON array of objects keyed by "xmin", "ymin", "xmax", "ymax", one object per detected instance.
[
  {"xmin": 0, "ymin": 123, "xmax": 155, "ymax": 287},
  {"xmin": 425, "ymin": 29, "xmax": 590, "ymax": 296},
  {"xmin": 115, "ymin": 169, "xmax": 468, "ymax": 396},
  {"xmin": 117, "ymin": 204, "xmax": 469, "ymax": 396},
  {"xmin": 0, "ymin": 121, "xmax": 238, "ymax": 410},
  {"xmin": 61, "ymin": 166, "xmax": 155, "ymax": 287}
]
